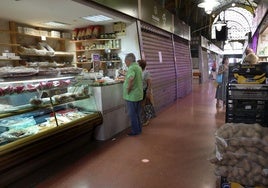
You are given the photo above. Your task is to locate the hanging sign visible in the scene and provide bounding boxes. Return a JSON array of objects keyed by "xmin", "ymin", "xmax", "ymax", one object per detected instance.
[
  {"xmin": 140, "ymin": 1, "xmax": 172, "ymax": 33},
  {"xmin": 173, "ymin": 16, "xmax": 190, "ymax": 40}
]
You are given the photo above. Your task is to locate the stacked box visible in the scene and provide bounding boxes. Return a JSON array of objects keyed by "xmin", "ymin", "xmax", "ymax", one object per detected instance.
[
  {"xmin": 39, "ymin": 30, "xmax": 49, "ymax": 37},
  {"xmin": 50, "ymin": 30, "xmax": 61, "ymax": 38},
  {"xmin": 24, "ymin": 27, "xmax": 38, "ymax": 35}
]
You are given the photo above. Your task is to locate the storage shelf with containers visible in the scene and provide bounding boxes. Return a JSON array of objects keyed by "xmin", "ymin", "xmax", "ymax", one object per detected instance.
[
  {"xmin": 7, "ymin": 21, "xmax": 74, "ymax": 66},
  {"xmin": 0, "ymin": 21, "xmax": 105, "ymax": 185},
  {"xmin": 70, "ymin": 25, "xmax": 122, "ymax": 73}
]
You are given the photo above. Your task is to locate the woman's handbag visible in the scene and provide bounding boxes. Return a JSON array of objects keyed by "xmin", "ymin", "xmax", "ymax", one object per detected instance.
[
  {"xmin": 216, "ymin": 74, "xmax": 223, "ymax": 84},
  {"xmin": 144, "ymin": 97, "xmax": 156, "ymax": 120}
]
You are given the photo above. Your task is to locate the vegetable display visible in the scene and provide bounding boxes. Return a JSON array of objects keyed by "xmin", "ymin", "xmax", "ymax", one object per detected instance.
[{"xmin": 210, "ymin": 123, "xmax": 268, "ymax": 187}]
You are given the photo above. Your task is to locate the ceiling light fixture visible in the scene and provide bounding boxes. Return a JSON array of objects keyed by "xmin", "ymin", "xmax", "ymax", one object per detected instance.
[
  {"xmin": 198, "ymin": 0, "xmax": 220, "ymax": 14},
  {"xmin": 44, "ymin": 21, "xmax": 69, "ymax": 27},
  {"xmin": 82, "ymin": 15, "xmax": 113, "ymax": 22},
  {"xmin": 213, "ymin": 16, "xmax": 226, "ymax": 31},
  {"xmin": 205, "ymin": 7, "xmax": 213, "ymax": 14}
]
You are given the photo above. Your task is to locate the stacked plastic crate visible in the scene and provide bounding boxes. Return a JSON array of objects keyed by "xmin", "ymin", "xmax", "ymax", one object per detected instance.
[{"xmin": 212, "ymin": 62, "xmax": 268, "ymax": 188}]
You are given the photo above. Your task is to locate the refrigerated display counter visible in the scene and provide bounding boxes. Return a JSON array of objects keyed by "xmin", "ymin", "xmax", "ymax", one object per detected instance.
[{"xmin": 0, "ymin": 75, "xmax": 103, "ymax": 185}]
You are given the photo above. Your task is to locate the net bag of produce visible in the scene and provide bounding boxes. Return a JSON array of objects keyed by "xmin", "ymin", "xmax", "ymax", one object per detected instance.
[{"xmin": 210, "ymin": 123, "xmax": 268, "ymax": 187}]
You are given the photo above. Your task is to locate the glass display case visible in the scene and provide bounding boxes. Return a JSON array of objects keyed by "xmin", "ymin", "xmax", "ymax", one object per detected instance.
[
  {"xmin": 0, "ymin": 75, "xmax": 102, "ymax": 184},
  {"xmin": 0, "ymin": 75, "xmax": 101, "ymax": 145}
]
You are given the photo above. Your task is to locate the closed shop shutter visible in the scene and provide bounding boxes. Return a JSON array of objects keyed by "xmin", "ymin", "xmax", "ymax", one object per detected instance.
[
  {"xmin": 201, "ymin": 49, "xmax": 209, "ymax": 83},
  {"xmin": 173, "ymin": 36, "xmax": 192, "ymax": 98},
  {"xmin": 140, "ymin": 22, "xmax": 176, "ymax": 112}
]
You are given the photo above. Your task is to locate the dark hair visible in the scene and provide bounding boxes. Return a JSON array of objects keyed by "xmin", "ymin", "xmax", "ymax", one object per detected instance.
[
  {"xmin": 222, "ymin": 57, "xmax": 229, "ymax": 64},
  {"xmin": 138, "ymin": 59, "xmax": 146, "ymax": 70}
]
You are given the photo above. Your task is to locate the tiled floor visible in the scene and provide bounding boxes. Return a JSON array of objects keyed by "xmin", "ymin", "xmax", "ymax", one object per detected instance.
[{"xmin": 11, "ymin": 81, "xmax": 226, "ymax": 188}]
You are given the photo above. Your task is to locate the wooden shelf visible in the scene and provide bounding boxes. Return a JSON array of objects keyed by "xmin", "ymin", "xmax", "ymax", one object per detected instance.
[
  {"xmin": 77, "ymin": 60, "xmax": 121, "ymax": 64},
  {"xmin": 54, "ymin": 51, "xmax": 74, "ymax": 56},
  {"xmin": 100, "ymin": 60, "xmax": 121, "ymax": 63},
  {"xmin": 16, "ymin": 32, "xmax": 66, "ymax": 40},
  {"xmin": 0, "ymin": 29, "xmax": 17, "ymax": 34},
  {"xmin": 19, "ymin": 51, "xmax": 73, "ymax": 57},
  {"xmin": 75, "ymin": 48, "xmax": 120, "ymax": 52},
  {"xmin": 73, "ymin": 37, "xmax": 121, "ymax": 70},
  {"xmin": 0, "ymin": 43, "xmax": 20, "ymax": 46},
  {"xmin": 76, "ymin": 62, "xmax": 93, "ymax": 64},
  {"xmin": 0, "ymin": 29, "xmax": 63, "ymax": 40},
  {"xmin": 0, "ymin": 56, "xmax": 21, "ymax": 61},
  {"xmin": 70, "ymin": 38, "xmax": 118, "ymax": 43},
  {"xmin": 0, "ymin": 22, "xmax": 73, "ymax": 66}
]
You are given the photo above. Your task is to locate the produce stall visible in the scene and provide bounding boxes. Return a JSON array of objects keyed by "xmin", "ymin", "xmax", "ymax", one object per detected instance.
[
  {"xmin": 211, "ymin": 123, "xmax": 268, "ymax": 187},
  {"xmin": 211, "ymin": 62, "xmax": 268, "ymax": 188}
]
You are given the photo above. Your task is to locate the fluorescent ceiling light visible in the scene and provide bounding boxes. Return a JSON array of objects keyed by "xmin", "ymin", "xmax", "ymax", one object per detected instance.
[
  {"xmin": 198, "ymin": 0, "xmax": 220, "ymax": 13},
  {"xmin": 44, "ymin": 21, "xmax": 69, "ymax": 27},
  {"xmin": 205, "ymin": 7, "xmax": 213, "ymax": 14},
  {"xmin": 198, "ymin": 0, "xmax": 220, "ymax": 8},
  {"xmin": 82, "ymin": 15, "xmax": 113, "ymax": 22}
]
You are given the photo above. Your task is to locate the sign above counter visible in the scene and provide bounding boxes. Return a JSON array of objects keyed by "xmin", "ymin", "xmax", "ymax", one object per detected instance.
[
  {"xmin": 91, "ymin": 0, "xmax": 189, "ymax": 39},
  {"xmin": 140, "ymin": 1, "xmax": 173, "ymax": 33},
  {"xmin": 91, "ymin": 0, "xmax": 138, "ymax": 18}
]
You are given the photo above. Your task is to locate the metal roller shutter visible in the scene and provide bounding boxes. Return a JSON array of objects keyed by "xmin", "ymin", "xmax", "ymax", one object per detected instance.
[
  {"xmin": 140, "ymin": 23, "xmax": 176, "ymax": 112},
  {"xmin": 201, "ymin": 49, "xmax": 209, "ymax": 83},
  {"xmin": 173, "ymin": 36, "xmax": 192, "ymax": 98}
]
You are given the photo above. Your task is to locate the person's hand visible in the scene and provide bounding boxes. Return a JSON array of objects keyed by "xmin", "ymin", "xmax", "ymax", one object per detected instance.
[{"xmin": 127, "ymin": 87, "xmax": 131, "ymax": 94}]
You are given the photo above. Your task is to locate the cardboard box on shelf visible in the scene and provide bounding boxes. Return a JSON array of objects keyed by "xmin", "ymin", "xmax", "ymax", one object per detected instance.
[
  {"xmin": 50, "ymin": 30, "xmax": 61, "ymax": 38},
  {"xmin": 2, "ymin": 52, "xmax": 15, "ymax": 57},
  {"xmin": 39, "ymin": 30, "xmax": 49, "ymax": 37},
  {"xmin": 24, "ymin": 27, "xmax": 38, "ymax": 35},
  {"xmin": 62, "ymin": 32, "xmax": 71, "ymax": 39},
  {"xmin": 0, "ymin": 56, "xmax": 20, "ymax": 60}
]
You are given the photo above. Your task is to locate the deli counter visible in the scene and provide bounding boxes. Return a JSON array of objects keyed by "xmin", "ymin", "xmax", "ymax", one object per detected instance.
[
  {"xmin": 0, "ymin": 75, "xmax": 103, "ymax": 185},
  {"xmin": 92, "ymin": 82, "xmax": 130, "ymax": 140}
]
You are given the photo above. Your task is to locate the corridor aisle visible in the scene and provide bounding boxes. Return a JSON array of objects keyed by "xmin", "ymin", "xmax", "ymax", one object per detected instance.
[{"xmin": 13, "ymin": 81, "xmax": 226, "ymax": 188}]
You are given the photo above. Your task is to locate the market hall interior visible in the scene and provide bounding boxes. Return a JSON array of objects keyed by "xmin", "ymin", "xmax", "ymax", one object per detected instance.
[
  {"xmin": 0, "ymin": 0, "xmax": 267, "ymax": 187},
  {"xmin": 8, "ymin": 81, "xmax": 225, "ymax": 188}
]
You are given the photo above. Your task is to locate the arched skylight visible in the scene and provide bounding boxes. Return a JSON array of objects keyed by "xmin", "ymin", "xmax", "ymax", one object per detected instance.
[
  {"xmin": 212, "ymin": 7, "xmax": 253, "ymax": 40},
  {"xmin": 211, "ymin": 6, "xmax": 254, "ymax": 54}
]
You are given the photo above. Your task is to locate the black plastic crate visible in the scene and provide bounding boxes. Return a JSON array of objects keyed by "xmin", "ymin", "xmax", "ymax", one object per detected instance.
[
  {"xmin": 227, "ymin": 84, "xmax": 268, "ymax": 100},
  {"xmin": 226, "ymin": 83, "xmax": 268, "ymax": 127},
  {"xmin": 228, "ymin": 62, "xmax": 268, "ymax": 84}
]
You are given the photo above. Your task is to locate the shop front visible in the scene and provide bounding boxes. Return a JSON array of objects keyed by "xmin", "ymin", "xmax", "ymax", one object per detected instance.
[
  {"xmin": 0, "ymin": 1, "xmax": 142, "ymax": 184},
  {"xmin": 0, "ymin": 0, "xmax": 193, "ymax": 184}
]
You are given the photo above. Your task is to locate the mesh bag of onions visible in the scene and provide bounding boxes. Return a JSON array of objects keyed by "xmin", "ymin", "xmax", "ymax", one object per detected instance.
[{"xmin": 209, "ymin": 123, "xmax": 268, "ymax": 187}]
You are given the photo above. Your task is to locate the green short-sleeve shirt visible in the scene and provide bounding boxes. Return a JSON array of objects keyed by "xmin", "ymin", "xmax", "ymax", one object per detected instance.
[{"xmin": 123, "ymin": 62, "xmax": 143, "ymax": 101}]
